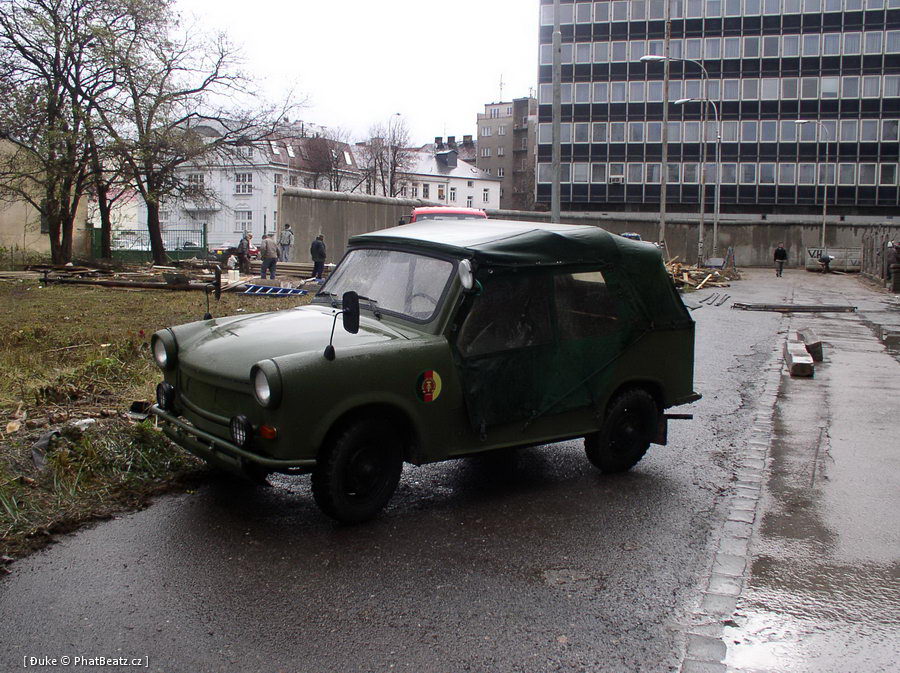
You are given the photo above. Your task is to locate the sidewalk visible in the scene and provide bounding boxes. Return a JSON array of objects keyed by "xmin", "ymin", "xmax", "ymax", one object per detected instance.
[{"xmin": 684, "ymin": 269, "xmax": 900, "ymax": 673}]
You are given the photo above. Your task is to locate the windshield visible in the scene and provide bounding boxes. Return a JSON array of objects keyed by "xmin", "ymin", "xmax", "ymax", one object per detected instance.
[{"xmin": 317, "ymin": 248, "xmax": 454, "ymax": 322}]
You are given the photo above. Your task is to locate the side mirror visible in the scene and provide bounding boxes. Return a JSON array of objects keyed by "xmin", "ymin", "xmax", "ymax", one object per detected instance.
[{"xmin": 342, "ymin": 291, "xmax": 360, "ymax": 334}]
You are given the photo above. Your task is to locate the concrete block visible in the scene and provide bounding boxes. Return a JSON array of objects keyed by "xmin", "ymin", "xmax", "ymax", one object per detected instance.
[
  {"xmin": 796, "ymin": 328, "xmax": 824, "ymax": 362},
  {"xmin": 784, "ymin": 340, "xmax": 814, "ymax": 377}
]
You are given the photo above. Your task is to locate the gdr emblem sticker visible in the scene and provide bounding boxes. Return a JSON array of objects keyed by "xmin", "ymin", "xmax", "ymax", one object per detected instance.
[{"xmin": 417, "ymin": 370, "xmax": 442, "ymax": 403}]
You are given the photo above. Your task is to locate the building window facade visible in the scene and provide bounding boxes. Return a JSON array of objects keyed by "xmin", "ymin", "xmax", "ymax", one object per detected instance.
[
  {"xmin": 235, "ymin": 173, "xmax": 253, "ymax": 194},
  {"xmin": 536, "ymin": 0, "xmax": 900, "ymax": 213},
  {"xmin": 235, "ymin": 210, "xmax": 252, "ymax": 232}
]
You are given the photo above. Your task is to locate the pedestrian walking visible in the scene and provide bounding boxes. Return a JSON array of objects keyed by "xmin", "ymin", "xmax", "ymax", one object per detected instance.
[
  {"xmin": 236, "ymin": 232, "xmax": 253, "ymax": 275},
  {"xmin": 773, "ymin": 242, "xmax": 787, "ymax": 277},
  {"xmin": 260, "ymin": 233, "xmax": 279, "ymax": 279},
  {"xmin": 279, "ymin": 224, "xmax": 294, "ymax": 262},
  {"xmin": 310, "ymin": 234, "xmax": 326, "ymax": 280},
  {"xmin": 886, "ymin": 240, "xmax": 899, "ymax": 280}
]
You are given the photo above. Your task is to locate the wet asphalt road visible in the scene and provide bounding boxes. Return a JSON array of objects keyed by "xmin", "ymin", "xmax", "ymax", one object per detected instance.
[{"xmin": 1, "ymin": 278, "xmax": 785, "ymax": 673}]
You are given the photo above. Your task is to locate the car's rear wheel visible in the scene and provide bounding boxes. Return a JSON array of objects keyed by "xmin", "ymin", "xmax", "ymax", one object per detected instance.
[
  {"xmin": 312, "ymin": 417, "xmax": 403, "ymax": 523},
  {"xmin": 585, "ymin": 388, "xmax": 658, "ymax": 473}
]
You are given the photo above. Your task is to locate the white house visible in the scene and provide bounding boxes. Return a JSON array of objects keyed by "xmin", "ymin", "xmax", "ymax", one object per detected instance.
[
  {"xmin": 398, "ymin": 150, "xmax": 501, "ymax": 210},
  {"xmin": 143, "ymin": 123, "xmax": 360, "ymax": 249}
]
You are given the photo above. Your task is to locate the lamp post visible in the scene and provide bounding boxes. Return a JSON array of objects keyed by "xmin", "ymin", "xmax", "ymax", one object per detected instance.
[
  {"xmin": 676, "ymin": 97, "xmax": 722, "ymax": 261},
  {"xmin": 642, "ymin": 55, "xmax": 711, "ymax": 263},
  {"xmin": 551, "ymin": 0, "xmax": 561, "ymax": 223},
  {"xmin": 795, "ymin": 120, "xmax": 833, "ymax": 249}
]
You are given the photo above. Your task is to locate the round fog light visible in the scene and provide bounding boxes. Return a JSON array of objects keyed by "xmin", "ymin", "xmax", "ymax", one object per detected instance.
[
  {"xmin": 156, "ymin": 382, "xmax": 175, "ymax": 411},
  {"xmin": 230, "ymin": 415, "xmax": 253, "ymax": 448}
]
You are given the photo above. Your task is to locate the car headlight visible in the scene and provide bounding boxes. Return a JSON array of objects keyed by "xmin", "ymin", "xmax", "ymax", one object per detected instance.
[
  {"xmin": 251, "ymin": 361, "xmax": 282, "ymax": 408},
  {"xmin": 254, "ymin": 368, "xmax": 271, "ymax": 406},
  {"xmin": 151, "ymin": 331, "xmax": 177, "ymax": 370}
]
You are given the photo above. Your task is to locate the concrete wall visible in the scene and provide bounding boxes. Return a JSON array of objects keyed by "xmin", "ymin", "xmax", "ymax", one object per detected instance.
[
  {"xmin": 276, "ymin": 187, "xmax": 900, "ymax": 268},
  {"xmin": 0, "ymin": 196, "xmax": 91, "ymax": 260},
  {"xmin": 277, "ymin": 187, "xmax": 434, "ymax": 262}
]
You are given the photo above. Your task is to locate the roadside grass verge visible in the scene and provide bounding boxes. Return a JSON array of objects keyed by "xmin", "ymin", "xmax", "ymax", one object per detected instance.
[{"xmin": 0, "ymin": 280, "xmax": 306, "ymax": 562}]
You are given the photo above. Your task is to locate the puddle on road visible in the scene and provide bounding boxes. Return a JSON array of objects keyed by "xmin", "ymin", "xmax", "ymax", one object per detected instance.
[{"xmin": 725, "ymin": 606, "xmax": 900, "ymax": 673}]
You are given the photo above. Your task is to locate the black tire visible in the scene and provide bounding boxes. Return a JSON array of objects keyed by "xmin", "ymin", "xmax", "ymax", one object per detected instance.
[
  {"xmin": 585, "ymin": 388, "xmax": 658, "ymax": 473},
  {"xmin": 312, "ymin": 417, "xmax": 403, "ymax": 523}
]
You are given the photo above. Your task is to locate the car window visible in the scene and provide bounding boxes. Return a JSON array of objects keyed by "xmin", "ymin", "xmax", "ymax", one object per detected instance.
[
  {"xmin": 457, "ymin": 274, "xmax": 553, "ymax": 357},
  {"xmin": 554, "ymin": 271, "xmax": 620, "ymax": 340},
  {"xmin": 320, "ymin": 249, "xmax": 453, "ymax": 321}
]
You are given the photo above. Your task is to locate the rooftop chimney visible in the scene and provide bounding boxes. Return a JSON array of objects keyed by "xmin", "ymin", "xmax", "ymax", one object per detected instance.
[
  {"xmin": 462, "ymin": 135, "xmax": 473, "ymax": 145},
  {"xmin": 448, "ymin": 135, "xmax": 457, "ymax": 147},
  {"xmin": 434, "ymin": 136, "xmax": 443, "ymax": 149}
]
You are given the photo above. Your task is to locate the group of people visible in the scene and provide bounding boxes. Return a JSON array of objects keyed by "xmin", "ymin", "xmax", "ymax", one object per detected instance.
[{"xmin": 232, "ymin": 224, "xmax": 327, "ymax": 281}]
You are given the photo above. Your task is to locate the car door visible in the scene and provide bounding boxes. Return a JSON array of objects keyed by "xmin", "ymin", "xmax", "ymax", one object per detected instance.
[
  {"xmin": 453, "ymin": 272, "xmax": 555, "ymax": 433},
  {"xmin": 454, "ymin": 268, "xmax": 631, "ymax": 435}
]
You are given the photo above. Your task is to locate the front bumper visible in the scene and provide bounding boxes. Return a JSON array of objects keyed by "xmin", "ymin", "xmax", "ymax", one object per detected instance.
[{"xmin": 149, "ymin": 404, "xmax": 317, "ymax": 471}]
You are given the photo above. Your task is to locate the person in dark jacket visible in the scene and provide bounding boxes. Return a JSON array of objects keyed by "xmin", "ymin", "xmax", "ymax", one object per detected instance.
[
  {"xmin": 773, "ymin": 242, "xmax": 788, "ymax": 277},
  {"xmin": 236, "ymin": 232, "xmax": 253, "ymax": 275},
  {"xmin": 310, "ymin": 235, "xmax": 326, "ymax": 280}
]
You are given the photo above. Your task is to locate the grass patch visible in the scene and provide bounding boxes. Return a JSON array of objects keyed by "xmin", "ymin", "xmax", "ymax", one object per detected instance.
[{"xmin": 0, "ymin": 280, "xmax": 306, "ymax": 561}]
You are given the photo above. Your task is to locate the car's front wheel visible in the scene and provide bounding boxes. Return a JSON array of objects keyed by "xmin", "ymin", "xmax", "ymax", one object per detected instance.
[
  {"xmin": 312, "ymin": 417, "xmax": 403, "ymax": 523},
  {"xmin": 585, "ymin": 388, "xmax": 658, "ymax": 473}
]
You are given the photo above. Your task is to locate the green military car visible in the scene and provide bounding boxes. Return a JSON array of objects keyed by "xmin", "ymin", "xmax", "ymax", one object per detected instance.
[{"xmin": 150, "ymin": 219, "xmax": 699, "ymax": 522}]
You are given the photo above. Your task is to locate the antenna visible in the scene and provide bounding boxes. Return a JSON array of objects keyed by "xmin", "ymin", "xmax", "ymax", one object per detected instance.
[{"xmin": 499, "ymin": 74, "xmax": 505, "ymax": 101}]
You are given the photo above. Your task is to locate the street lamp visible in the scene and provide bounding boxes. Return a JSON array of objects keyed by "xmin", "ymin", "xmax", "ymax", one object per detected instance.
[
  {"xmin": 676, "ymin": 97, "xmax": 722, "ymax": 262},
  {"xmin": 795, "ymin": 120, "xmax": 833, "ymax": 249},
  {"xmin": 643, "ymin": 54, "xmax": 712, "ymax": 264}
]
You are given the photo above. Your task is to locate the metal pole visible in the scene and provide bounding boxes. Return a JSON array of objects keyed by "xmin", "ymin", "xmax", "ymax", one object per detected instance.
[
  {"xmin": 551, "ymin": 0, "xmax": 561, "ymax": 223},
  {"xmin": 659, "ymin": 3, "xmax": 671, "ymax": 246},
  {"xmin": 697, "ymin": 76, "xmax": 708, "ymax": 265},
  {"xmin": 711, "ymin": 98, "xmax": 722, "ymax": 258},
  {"xmin": 821, "ymin": 122, "xmax": 830, "ymax": 249}
]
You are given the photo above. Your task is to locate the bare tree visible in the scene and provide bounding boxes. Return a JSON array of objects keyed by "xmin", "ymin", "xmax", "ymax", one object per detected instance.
[
  {"xmin": 357, "ymin": 116, "xmax": 414, "ymax": 198},
  {"xmin": 0, "ymin": 0, "xmax": 103, "ymax": 263},
  {"xmin": 88, "ymin": 3, "xmax": 295, "ymax": 264}
]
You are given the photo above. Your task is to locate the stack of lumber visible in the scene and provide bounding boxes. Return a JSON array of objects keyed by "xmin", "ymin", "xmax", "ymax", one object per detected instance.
[
  {"xmin": 666, "ymin": 260, "xmax": 736, "ymax": 290},
  {"xmin": 248, "ymin": 260, "xmax": 332, "ymax": 278}
]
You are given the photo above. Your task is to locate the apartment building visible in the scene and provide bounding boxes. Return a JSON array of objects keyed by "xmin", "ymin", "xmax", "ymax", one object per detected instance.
[
  {"xmin": 477, "ymin": 97, "xmax": 538, "ymax": 209},
  {"xmin": 536, "ymin": 0, "xmax": 900, "ymax": 215}
]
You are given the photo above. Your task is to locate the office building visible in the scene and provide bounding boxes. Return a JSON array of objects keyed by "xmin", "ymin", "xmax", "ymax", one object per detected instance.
[{"xmin": 536, "ymin": 0, "xmax": 900, "ymax": 216}]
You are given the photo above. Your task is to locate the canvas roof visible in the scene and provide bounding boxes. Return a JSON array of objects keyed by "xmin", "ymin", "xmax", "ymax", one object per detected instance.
[{"xmin": 350, "ymin": 219, "xmax": 653, "ymax": 268}]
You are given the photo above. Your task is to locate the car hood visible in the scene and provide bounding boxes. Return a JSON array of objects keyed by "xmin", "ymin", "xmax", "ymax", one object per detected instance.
[{"xmin": 174, "ymin": 306, "xmax": 404, "ymax": 381}]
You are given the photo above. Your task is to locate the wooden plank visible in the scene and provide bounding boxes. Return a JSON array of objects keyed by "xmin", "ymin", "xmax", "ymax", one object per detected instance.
[{"xmin": 695, "ymin": 273, "xmax": 714, "ymax": 289}]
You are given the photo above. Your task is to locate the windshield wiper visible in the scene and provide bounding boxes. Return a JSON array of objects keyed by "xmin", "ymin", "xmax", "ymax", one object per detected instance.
[
  {"xmin": 316, "ymin": 290, "xmax": 339, "ymax": 307},
  {"xmin": 355, "ymin": 295, "xmax": 383, "ymax": 319}
]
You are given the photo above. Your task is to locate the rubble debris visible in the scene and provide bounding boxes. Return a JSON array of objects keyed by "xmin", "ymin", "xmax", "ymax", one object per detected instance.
[
  {"xmin": 797, "ymin": 328, "xmax": 824, "ymax": 362},
  {"xmin": 784, "ymin": 340, "xmax": 815, "ymax": 377},
  {"xmin": 666, "ymin": 261, "xmax": 739, "ymax": 290}
]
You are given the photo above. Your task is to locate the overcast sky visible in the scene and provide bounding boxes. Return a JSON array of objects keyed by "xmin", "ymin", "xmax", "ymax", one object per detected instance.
[{"xmin": 177, "ymin": 0, "xmax": 539, "ymax": 146}]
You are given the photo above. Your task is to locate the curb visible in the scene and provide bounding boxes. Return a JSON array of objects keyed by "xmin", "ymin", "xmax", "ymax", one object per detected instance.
[{"xmin": 679, "ymin": 321, "xmax": 787, "ymax": 673}]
